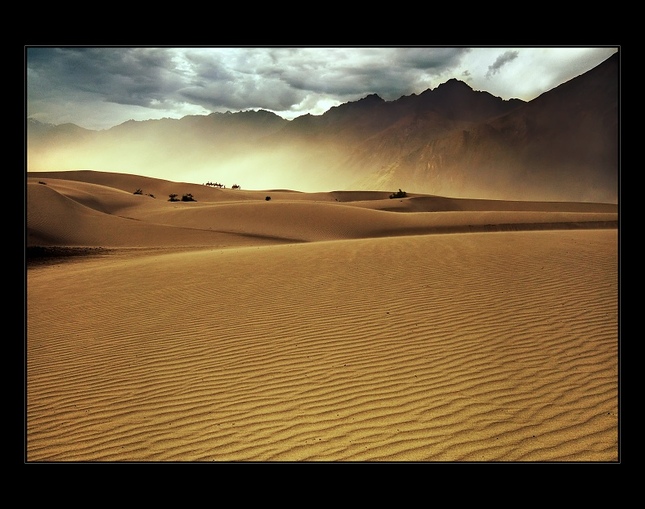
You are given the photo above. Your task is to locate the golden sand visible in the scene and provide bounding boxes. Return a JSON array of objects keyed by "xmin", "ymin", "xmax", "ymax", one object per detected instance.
[{"xmin": 26, "ymin": 172, "xmax": 619, "ymax": 462}]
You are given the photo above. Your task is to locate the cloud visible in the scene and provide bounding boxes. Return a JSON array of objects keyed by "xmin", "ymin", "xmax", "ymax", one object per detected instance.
[
  {"xmin": 27, "ymin": 47, "xmax": 215, "ymax": 127},
  {"xmin": 395, "ymin": 47, "xmax": 469, "ymax": 70},
  {"xmin": 38, "ymin": 47, "xmax": 470, "ymax": 120},
  {"xmin": 28, "ymin": 48, "xmax": 182, "ymax": 107},
  {"xmin": 170, "ymin": 50, "xmax": 299, "ymax": 114},
  {"xmin": 262, "ymin": 47, "xmax": 472, "ymax": 104},
  {"xmin": 485, "ymin": 50, "xmax": 519, "ymax": 79},
  {"xmin": 26, "ymin": 46, "xmax": 617, "ymax": 130}
]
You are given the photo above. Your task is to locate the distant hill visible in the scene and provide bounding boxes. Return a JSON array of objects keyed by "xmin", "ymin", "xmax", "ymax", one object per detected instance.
[{"xmin": 27, "ymin": 53, "xmax": 618, "ymax": 202}]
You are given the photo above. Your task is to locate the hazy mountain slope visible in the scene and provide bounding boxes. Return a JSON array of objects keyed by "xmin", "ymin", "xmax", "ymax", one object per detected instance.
[
  {"xmin": 346, "ymin": 53, "xmax": 618, "ymax": 202},
  {"xmin": 27, "ymin": 53, "xmax": 618, "ymax": 202},
  {"xmin": 27, "ymin": 110, "xmax": 291, "ymax": 187}
]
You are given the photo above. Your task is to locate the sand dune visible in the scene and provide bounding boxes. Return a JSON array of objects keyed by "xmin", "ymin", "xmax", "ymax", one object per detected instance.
[
  {"xmin": 27, "ymin": 172, "xmax": 617, "ymax": 248},
  {"xmin": 26, "ymin": 171, "xmax": 619, "ymax": 462}
]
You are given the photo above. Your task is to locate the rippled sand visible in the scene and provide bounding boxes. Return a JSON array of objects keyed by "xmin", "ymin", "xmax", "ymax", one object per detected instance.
[{"xmin": 26, "ymin": 171, "xmax": 619, "ymax": 462}]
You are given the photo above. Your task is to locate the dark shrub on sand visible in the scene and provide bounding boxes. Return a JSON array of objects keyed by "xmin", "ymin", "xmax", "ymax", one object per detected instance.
[{"xmin": 389, "ymin": 189, "xmax": 407, "ymax": 199}]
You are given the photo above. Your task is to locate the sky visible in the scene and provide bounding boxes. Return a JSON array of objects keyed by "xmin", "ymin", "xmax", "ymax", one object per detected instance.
[{"xmin": 26, "ymin": 46, "xmax": 619, "ymax": 131}]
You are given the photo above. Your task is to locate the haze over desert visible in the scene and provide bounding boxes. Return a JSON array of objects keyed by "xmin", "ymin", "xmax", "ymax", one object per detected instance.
[{"xmin": 26, "ymin": 170, "xmax": 619, "ymax": 462}]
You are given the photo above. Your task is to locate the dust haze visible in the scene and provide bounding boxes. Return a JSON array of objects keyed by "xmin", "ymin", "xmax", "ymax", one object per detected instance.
[
  {"xmin": 27, "ymin": 132, "xmax": 353, "ymax": 193},
  {"xmin": 27, "ymin": 54, "xmax": 618, "ymax": 203}
]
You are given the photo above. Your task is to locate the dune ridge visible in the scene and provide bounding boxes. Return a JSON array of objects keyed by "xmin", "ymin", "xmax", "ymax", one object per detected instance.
[
  {"xmin": 27, "ymin": 172, "xmax": 617, "ymax": 250},
  {"xmin": 26, "ymin": 171, "xmax": 619, "ymax": 462}
]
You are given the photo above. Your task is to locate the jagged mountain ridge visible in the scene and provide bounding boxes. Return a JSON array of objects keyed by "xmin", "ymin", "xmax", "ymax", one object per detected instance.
[
  {"xmin": 339, "ymin": 55, "xmax": 618, "ymax": 201},
  {"xmin": 27, "ymin": 53, "xmax": 618, "ymax": 202}
]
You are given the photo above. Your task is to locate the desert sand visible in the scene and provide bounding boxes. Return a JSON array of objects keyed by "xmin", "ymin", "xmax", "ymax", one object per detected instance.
[{"xmin": 26, "ymin": 171, "xmax": 619, "ymax": 462}]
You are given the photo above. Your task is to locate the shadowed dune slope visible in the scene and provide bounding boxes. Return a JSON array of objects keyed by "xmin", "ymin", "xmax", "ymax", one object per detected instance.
[{"xmin": 27, "ymin": 172, "xmax": 618, "ymax": 249}]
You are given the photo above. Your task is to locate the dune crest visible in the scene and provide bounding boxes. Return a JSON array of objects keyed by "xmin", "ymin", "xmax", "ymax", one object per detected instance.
[{"xmin": 27, "ymin": 171, "xmax": 617, "ymax": 250}]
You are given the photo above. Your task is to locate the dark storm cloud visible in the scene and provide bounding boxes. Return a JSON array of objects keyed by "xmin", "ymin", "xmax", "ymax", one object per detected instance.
[
  {"xmin": 268, "ymin": 47, "xmax": 470, "ymax": 101},
  {"xmin": 26, "ymin": 46, "xmax": 618, "ymax": 130},
  {"xmin": 394, "ymin": 47, "xmax": 469, "ymax": 69},
  {"xmin": 485, "ymin": 50, "xmax": 519, "ymax": 79},
  {"xmin": 175, "ymin": 48, "xmax": 304, "ymax": 112},
  {"xmin": 27, "ymin": 47, "xmax": 184, "ymax": 109},
  {"xmin": 172, "ymin": 47, "xmax": 441, "ymax": 112}
]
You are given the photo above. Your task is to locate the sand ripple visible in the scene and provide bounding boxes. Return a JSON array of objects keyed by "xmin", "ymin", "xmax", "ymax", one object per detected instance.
[{"xmin": 27, "ymin": 230, "xmax": 618, "ymax": 461}]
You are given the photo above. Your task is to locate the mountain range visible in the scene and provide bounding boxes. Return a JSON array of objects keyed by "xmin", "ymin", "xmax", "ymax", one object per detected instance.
[{"xmin": 27, "ymin": 53, "xmax": 618, "ymax": 202}]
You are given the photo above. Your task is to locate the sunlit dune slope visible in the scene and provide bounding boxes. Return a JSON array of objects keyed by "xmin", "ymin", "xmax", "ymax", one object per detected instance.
[
  {"xmin": 27, "ymin": 172, "xmax": 618, "ymax": 249},
  {"xmin": 26, "ymin": 170, "xmax": 619, "ymax": 462},
  {"xmin": 27, "ymin": 229, "xmax": 618, "ymax": 461}
]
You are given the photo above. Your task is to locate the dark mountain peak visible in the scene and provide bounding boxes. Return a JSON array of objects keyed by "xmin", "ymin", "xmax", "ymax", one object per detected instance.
[
  {"xmin": 436, "ymin": 78, "xmax": 473, "ymax": 92},
  {"xmin": 359, "ymin": 93, "xmax": 385, "ymax": 103},
  {"xmin": 228, "ymin": 109, "xmax": 285, "ymax": 119},
  {"xmin": 416, "ymin": 79, "xmax": 473, "ymax": 100},
  {"xmin": 213, "ymin": 109, "xmax": 288, "ymax": 129},
  {"xmin": 411, "ymin": 78, "xmax": 523, "ymax": 122},
  {"xmin": 325, "ymin": 93, "xmax": 385, "ymax": 116}
]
